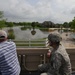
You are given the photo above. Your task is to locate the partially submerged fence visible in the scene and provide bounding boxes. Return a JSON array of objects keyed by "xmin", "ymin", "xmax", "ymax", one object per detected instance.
[
  {"xmin": 17, "ymin": 47, "xmax": 75, "ymax": 73},
  {"xmin": 14, "ymin": 40, "xmax": 46, "ymax": 48}
]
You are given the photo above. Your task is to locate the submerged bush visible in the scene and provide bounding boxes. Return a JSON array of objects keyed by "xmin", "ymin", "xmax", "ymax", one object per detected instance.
[{"xmin": 7, "ymin": 29, "xmax": 15, "ymax": 39}]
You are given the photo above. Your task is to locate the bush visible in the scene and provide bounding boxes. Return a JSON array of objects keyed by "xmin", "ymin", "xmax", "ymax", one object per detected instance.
[
  {"xmin": 7, "ymin": 29, "xmax": 15, "ymax": 39},
  {"xmin": 21, "ymin": 27, "xmax": 27, "ymax": 30},
  {"xmin": 8, "ymin": 33, "xmax": 15, "ymax": 39},
  {"xmin": 39, "ymin": 28, "xmax": 48, "ymax": 31}
]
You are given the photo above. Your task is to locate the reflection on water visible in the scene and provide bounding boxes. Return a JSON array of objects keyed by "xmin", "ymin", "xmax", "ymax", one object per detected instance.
[
  {"xmin": 31, "ymin": 30, "xmax": 36, "ymax": 35},
  {"xmin": 3, "ymin": 27, "xmax": 75, "ymax": 41},
  {"xmin": 7, "ymin": 26, "xmax": 49, "ymax": 41}
]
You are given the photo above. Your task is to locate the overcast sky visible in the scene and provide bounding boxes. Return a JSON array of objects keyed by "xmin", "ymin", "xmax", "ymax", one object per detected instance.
[{"xmin": 0, "ymin": 0, "xmax": 75, "ymax": 23}]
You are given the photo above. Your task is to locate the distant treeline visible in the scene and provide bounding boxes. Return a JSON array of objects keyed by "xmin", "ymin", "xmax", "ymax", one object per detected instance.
[{"xmin": 0, "ymin": 11, "xmax": 75, "ymax": 30}]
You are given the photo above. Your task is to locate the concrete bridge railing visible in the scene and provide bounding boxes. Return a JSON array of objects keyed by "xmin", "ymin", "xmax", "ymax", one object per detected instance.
[{"xmin": 17, "ymin": 47, "xmax": 75, "ymax": 72}]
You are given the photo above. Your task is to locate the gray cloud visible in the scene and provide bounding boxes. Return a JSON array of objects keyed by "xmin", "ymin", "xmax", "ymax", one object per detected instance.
[
  {"xmin": 70, "ymin": 6, "xmax": 75, "ymax": 14},
  {"xmin": 0, "ymin": 0, "xmax": 75, "ymax": 23}
]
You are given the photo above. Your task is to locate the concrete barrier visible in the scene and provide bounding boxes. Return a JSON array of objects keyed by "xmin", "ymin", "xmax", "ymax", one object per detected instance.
[{"xmin": 17, "ymin": 48, "xmax": 75, "ymax": 72}]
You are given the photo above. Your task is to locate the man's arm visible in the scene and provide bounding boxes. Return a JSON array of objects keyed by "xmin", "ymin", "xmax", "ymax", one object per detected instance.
[
  {"xmin": 48, "ymin": 53, "xmax": 62, "ymax": 75},
  {"xmin": 38, "ymin": 63, "xmax": 50, "ymax": 72}
]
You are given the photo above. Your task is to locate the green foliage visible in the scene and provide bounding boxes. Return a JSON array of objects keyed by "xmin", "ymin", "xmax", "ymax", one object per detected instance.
[
  {"xmin": 0, "ymin": 11, "xmax": 6, "ymax": 29},
  {"xmin": 6, "ymin": 22, "xmax": 14, "ymax": 28},
  {"xmin": 39, "ymin": 28, "xmax": 48, "ymax": 31},
  {"xmin": 21, "ymin": 27, "xmax": 27, "ymax": 30},
  {"xmin": 8, "ymin": 29, "xmax": 15, "ymax": 39},
  {"xmin": 63, "ymin": 22, "xmax": 69, "ymax": 28},
  {"xmin": 0, "ymin": 11, "xmax": 3, "ymax": 18},
  {"xmin": 68, "ymin": 22, "xmax": 72, "ymax": 28},
  {"xmin": 31, "ymin": 22, "xmax": 36, "ymax": 29},
  {"xmin": 8, "ymin": 33, "xmax": 15, "ymax": 39},
  {"xmin": 71, "ymin": 17, "xmax": 75, "ymax": 30},
  {"xmin": 0, "ymin": 20, "xmax": 6, "ymax": 29},
  {"xmin": 16, "ymin": 43, "xmax": 45, "ymax": 46},
  {"xmin": 62, "ymin": 17, "xmax": 75, "ymax": 31}
]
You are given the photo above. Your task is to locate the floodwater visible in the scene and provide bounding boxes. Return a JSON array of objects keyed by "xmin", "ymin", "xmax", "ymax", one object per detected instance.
[
  {"xmin": 3, "ymin": 26, "xmax": 75, "ymax": 47},
  {"xmin": 3, "ymin": 26, "xmax": 49, "ymax": 41}
]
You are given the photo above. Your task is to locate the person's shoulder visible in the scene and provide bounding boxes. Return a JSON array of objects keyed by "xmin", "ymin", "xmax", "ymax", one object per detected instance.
[
  {"xmin": 7, "ymin": 41, "xmax": 16, "ymax": 46},
  {"xmin": 54, "ymin": 52, "xmax": 62, "ymax": 56},
  {"xmin": 53, "ymin": 52, "xmax": 63, "ymax": 60},
  {"xmin": 53, "ymin": 49, "xmax": 62, "ymax": 56}
]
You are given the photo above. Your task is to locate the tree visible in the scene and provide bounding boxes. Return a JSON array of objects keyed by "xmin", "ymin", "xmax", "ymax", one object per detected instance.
[
  {"xmin": 0, "ymin": 11, "xmax": 6, "ymax": 29},
  {"xmin": 31, "ymin": 22, "xmax": 36, "ymax": 35},
  {"xmin": 68, "ymin": 21, "xmax": 72, "ymax": 28},
  {"xmin": 6, "ymin": 22, "xmax": 14, "ymax": 29},
  {"xmin": 0, "ymin": 20, "xmax": 6, "ymax": 29},
  {"xmin": 31, "ymin": 22, "xmax": 36, "ymax": 30},
  {"xmin": 63, "ymin": 22, "xmax": 68, "ymax": 28},
  {"xmin": 71, "ymin": 17, "xmax": 75, "ymax": 30},
  {"xmin": 41, "ymin": 21, "xmax": 55, "ymax": 28},
  {"xmin": 0, "ymin": 11, "xmax": 3, "ymax": 18}
]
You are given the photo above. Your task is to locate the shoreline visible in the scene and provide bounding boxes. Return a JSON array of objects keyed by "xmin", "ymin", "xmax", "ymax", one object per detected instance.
[{"xmin": 60, "ymin": 32, "xmax": 75, "ymax": 48}]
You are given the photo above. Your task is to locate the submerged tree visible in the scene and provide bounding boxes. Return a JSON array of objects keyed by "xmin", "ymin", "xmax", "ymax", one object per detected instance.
[
  {"xmin": 31, "ymin": 22, "xmax": 36, "ymax": 35},
  {"xmin": 31, "ymin": 22, "xmax": 36, "ymax": 30}
]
